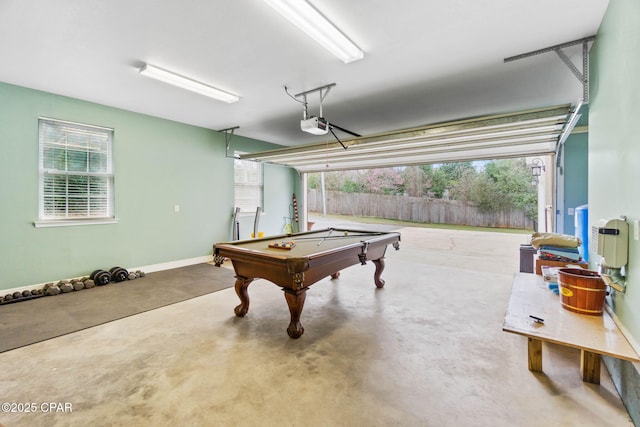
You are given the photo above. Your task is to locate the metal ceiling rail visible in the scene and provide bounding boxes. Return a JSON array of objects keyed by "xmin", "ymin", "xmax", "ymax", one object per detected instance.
[{"xmin": 239, "ymin": 104, "xmax": 571, "ymax": 172}]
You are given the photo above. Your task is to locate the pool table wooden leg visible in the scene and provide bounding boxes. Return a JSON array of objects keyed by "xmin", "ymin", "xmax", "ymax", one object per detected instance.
[
  {"xmin": 234, "ymin": 276, "xmax": 254, "ymax": 317},
  {"xmin": 372, "ymin": 258, "xmax": 386, "ymax": 288},
  {"xmin": 283, "ymin": 288, "xmax": 307, "ymax": 339}
]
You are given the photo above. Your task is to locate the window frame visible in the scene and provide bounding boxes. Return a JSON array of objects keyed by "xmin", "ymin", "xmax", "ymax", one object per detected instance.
[
  {"xmin": 233, "ymin": 151, "xmax": 264, "ymax": 214},
  {"xmin": 34, "ymin": 117, "xmax": 116, "ymax": 228}
]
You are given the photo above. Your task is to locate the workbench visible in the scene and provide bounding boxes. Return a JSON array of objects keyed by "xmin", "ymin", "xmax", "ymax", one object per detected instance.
[{"xmin": 503, "ymin": 272, "xmax": 639, "ymax": 384}]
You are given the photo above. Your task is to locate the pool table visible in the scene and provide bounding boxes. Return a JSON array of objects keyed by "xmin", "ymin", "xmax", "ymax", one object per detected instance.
[{"xmin": 213, "ymin": 228, "xmax": 401, "ymax": 338}]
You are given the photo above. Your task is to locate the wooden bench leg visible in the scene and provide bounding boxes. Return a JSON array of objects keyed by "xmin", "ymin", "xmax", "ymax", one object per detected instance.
[
  {"xmin": 528, "ymin": 338, "xmax": 542, "ymax": 372},
  {"xmin": 581, "ymin": 350, "xmax": 601, "ymax": 384}
]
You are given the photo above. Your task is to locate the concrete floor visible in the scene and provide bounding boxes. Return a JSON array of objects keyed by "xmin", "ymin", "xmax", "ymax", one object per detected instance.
[{"xmin": 0, "ymin": 224, "xmax": 634, "ymax": 427}]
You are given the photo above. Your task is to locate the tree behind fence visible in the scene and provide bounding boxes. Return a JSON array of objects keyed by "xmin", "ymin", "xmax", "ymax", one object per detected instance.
[{"xmin": 308, "ymin": 189, "xmax": 535, "ymax": 229}]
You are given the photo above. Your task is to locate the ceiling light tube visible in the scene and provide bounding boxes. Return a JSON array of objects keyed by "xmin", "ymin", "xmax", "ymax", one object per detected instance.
[
  {"xmin": 264, "ymin": 0, "xmax": 364, "ymax": 63},
  {"xmin": 139, "ymin": 64, "xmax": 239, "ymax": 103}
]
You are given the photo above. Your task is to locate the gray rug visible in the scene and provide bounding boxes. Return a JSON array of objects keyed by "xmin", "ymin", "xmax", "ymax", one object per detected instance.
[{"xmin": 0, "ymin": 263, "xmax": 235, "ymax": 353}]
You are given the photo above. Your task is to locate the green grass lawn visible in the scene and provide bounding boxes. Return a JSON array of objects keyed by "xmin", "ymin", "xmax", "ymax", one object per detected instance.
[{"xmin": 308, "ymin": 212, "xmax": 533, "ymax": 234}]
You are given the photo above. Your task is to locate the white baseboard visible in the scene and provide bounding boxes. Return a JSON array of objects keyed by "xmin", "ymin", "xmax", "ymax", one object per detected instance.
[
  {"xmin": 1, "ymin": 255, "xmax": 214, "ymax": 296},
  {"xmin": 129, "ymin": 255, "xmax": 213, "ymax": 274}
]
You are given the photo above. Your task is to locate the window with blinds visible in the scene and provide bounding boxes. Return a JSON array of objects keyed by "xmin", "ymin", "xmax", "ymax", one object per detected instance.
[
  {"xmin": 234, "ymin": 151, "xmax": 263, "ymax": 213},
  {"xmin": 38, "ymin": 118, "xmax": 114, "ymax": 221}
]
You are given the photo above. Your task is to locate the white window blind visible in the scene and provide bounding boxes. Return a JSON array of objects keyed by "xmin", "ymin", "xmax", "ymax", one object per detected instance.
[
  {"xmin": 234, "ymin": 151, "xmax": 263, "ymax": 213},
  {"xmin": 38, "ymin": 118, "xmax": 114, "ymax": 221}
]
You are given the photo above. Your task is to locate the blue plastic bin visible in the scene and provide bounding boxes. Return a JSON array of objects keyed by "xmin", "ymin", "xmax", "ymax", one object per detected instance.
[{"xmin": 574, "ymin": 204, "xmax": 589, "ymax": 262}]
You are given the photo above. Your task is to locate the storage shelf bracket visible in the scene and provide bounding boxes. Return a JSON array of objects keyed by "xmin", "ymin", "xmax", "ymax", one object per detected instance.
[
  {"xmin": 219, "ymin": 126, "xmax": 240, "ymax": 158},
  {"xmin": 504, "ymin": 36, "xmax": 595, "ymax": 103}
]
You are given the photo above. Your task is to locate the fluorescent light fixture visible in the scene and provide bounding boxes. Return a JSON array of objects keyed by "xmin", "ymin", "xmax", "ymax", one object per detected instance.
[
  {"xmin": 139, "ymin": 64, "xmax": 239, "ymax": 103},
  {"xmin": 264, "ymin": 0, "xmax": 364, "ymax": 63}
]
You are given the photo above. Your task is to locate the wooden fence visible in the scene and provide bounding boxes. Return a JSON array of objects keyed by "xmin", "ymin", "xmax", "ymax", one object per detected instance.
[{"xmin": 307, "ymin": 189, "xmax": 535, "ymax": 229}]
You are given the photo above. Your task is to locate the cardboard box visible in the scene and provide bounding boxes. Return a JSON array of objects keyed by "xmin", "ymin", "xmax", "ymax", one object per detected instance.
[{"xmin": 535, "ymin": 256, "xmax": 588, "ymax": 275}]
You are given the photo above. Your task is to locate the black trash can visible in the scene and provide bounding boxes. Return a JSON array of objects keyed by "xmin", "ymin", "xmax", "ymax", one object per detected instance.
[{"xmin": 519, "ymin": 244, "xmax": 536, "ymax": 273}]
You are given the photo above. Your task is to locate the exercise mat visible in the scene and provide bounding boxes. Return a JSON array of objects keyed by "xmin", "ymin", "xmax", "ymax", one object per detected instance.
[{"xmin": 0, "ymin": 263, "xmax": 234, "ymax": 353}]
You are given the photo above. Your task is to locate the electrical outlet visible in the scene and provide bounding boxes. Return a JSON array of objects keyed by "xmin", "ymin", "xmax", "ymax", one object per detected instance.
[{"xmin": 174, "ymin": 205, "xmax": 180, "ymax": 213}]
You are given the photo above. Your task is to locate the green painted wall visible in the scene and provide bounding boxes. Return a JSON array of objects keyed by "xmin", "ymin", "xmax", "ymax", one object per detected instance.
[
  {"xmin": 590, "ymin": 0, "xmax": 640, "ymax": 342},
  {"xmin": 562, "ymin": 131, "xmax": 588, "ymax": 237},
  {"xmin": 589, "ymin": 0, "xmax": 640, "ymax": 422},
  {"xmin": 0, "ymin": 82, "xmax": 296, "ymax": 290}
]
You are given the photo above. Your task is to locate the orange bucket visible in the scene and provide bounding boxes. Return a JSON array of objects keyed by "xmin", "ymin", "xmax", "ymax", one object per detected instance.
[{"xmin": 558, "ymin": 268, "xmax": 607, "ymax": 316}]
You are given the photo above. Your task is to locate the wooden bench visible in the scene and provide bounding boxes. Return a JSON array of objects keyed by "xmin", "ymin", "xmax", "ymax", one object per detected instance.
[{"xmin": 503, "ymin": 272, "xmax": 640, "ymax": 384}]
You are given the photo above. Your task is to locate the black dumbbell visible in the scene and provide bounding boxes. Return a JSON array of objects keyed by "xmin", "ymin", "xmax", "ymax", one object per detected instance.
[
  {"xmin": 109, "ymin": 266, "xmax": 128, "ymax": 283},
  {"xmin": 90, "ymin": 269, "xmax": 112, "ymax": 286}
]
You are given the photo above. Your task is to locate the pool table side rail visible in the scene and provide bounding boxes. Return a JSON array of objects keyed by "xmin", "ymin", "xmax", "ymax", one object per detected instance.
[
  {"xmin": 214, "ymin": 229, "xmax": 400, "ymax": 262},
  {"xmin": 216, "ymin": 228, "xmax": 397, "ymax": 244}
]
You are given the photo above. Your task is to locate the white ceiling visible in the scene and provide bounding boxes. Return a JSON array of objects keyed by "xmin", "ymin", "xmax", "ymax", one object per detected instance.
[{"xmin": 0, "ymin": 0, "xmax": 608, "ymax": 147}]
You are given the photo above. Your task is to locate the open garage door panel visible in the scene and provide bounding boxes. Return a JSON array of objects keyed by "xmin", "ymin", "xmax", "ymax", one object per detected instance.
[{"xmin": 240, "ymin": 105, "xmax": 572, "ymax": 172}]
